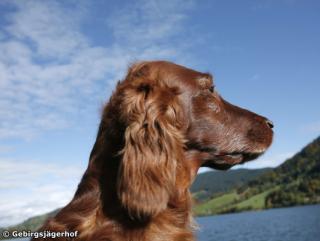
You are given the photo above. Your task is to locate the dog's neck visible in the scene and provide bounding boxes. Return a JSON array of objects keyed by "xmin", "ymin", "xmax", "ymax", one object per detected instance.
[{"xmin": 43, "ymin": 149, "xmax": 196, "ymax": 241}]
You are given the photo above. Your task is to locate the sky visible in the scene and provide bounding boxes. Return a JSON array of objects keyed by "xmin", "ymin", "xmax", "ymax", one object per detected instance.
[{"xmin": 0, "ymin": 0, "xmax": 319, "ymax": 227}]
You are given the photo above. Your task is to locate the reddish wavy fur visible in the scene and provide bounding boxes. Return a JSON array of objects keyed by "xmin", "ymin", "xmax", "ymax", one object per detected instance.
[{"xmin": 34, "ymin": 61, "xmax": 273, "ymax": 241}]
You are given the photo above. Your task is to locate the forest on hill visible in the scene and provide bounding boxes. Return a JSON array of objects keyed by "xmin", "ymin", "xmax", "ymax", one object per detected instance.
[{"xmin": 194, "ymin": 136, "xmax": 320, "ymax": 215}]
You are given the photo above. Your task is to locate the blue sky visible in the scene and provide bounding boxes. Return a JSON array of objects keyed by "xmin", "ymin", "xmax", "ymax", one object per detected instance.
[{"xmin": 0, "ymin": 0, "xmax": 319, "ymax": 226}]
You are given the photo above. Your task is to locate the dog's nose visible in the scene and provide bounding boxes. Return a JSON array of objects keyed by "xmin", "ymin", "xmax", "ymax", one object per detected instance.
[{"xmin": 265, "ymin": 119, "xmax": 274, "ymax": 129}]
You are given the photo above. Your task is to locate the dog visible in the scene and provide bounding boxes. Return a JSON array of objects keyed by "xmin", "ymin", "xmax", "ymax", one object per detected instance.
[{"xmin": 34, "ymin": 61, "xmax": 273, "ymax": 241}]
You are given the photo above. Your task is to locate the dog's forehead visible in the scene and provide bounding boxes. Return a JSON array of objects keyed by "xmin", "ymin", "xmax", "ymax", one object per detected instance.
[
  {"xmin": 176, "ymin": 68, "xmax": 213, "ymax": 90},
  {"xmin": 161, "ymin": 62, "xmax": 213, "ymax": 88}
]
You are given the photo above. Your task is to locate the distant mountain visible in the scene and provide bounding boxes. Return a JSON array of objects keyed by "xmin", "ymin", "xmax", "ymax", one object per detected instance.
[
  {"xmin": 191, "ymin": 168, "xmax": 272, "ymax": 202},
  {"xmin": 194, "ymin": 136, "xmax": 320, "ymax": 216}
]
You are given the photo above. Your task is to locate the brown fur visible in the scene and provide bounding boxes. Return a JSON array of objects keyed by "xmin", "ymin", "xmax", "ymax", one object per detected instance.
[{"xmin": 33, "ymin": 61, "xmax": 273, "ymax": 241}]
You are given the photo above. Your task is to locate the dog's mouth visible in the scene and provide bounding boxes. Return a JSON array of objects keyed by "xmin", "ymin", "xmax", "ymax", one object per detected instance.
[
  {"xmin": 202, "ymin": 152, "xmax": 263, "ymax": 170},
  {"xmin": 186, "ymin": 141, "xmax": 268, "ymax": 170}
]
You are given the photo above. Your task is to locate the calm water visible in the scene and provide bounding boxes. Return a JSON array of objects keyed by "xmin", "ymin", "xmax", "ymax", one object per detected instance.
[
  {"xmin": 4, "ymin": 205, "xmax": 320, "ymax": 241},
  {"xmin": 197, "ymin": 205, "xmax": 320, "ymax": 241}
]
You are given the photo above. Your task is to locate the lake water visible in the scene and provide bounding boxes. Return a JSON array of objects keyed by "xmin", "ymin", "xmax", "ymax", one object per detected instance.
[
  {"xmin": 197, "ymin": 205, "xmax": 320, "ymax": 241},
  {"xmin": 3, "ymin": 205, "xmax": 320, "ymax": 241}
]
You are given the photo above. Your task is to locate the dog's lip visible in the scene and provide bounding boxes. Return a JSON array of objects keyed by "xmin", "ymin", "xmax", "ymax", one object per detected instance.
[
  {"xmin": 215, "ymin": 152, "xmax": 262, "ymax": 163},
  {"xmin": 215, "ymin": 153, "xmax": 243, "ymax": 164},
  {"xmin": 202, "ymin": 152, "xmax": 263, "ymax": 170}
]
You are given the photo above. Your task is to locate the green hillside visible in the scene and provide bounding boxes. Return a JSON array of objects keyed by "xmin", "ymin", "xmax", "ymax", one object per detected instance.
[
  {"xmin": 193, "ymin": 136, "xmax": 320, "ymax": 215},
  {"xmin": 191, "ymin": 168, "xmax": 271, "ymax": 201}
]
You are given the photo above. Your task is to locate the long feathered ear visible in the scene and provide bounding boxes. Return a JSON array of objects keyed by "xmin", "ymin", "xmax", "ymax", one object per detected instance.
[{"xmin": 117, "ymin": 64, "xmax": 184, "ymax": 220}]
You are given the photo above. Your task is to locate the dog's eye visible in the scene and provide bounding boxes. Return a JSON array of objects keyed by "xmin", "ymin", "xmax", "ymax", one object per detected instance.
[{"xmin": 209, "ymin": 85, "xmax": 215, "ymax": 93}]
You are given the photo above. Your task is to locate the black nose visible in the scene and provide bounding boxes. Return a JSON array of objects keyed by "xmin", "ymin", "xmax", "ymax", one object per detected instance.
[{"xmin": 266, "ymin": 119, "xmax": 274, "ymax": 129}]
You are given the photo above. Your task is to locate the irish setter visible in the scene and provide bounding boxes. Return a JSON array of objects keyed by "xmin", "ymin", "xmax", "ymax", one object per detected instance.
[{"xmin": 34, "ymin": 61, "xmax": 273, "ymax": 241}]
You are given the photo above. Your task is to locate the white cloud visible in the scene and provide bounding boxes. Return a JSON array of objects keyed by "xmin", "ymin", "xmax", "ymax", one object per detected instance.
[
  {"xmin": 0, "ymin": 145, "xmax": 14, "ymax": 153},
  {"xmin": 108, "ymin": 0, "xmax": 193, "ymax": 44},
  {"xmin": 0, "ymin": 1, "xmax": 111, "ymax": 140},
  {"xmin": 0, "ymin": 0, "xmax": 195, "ymax": 141},
  {"xmin": 0, "ymin": 188, "xmax": 73, "ymax": 227},
  {"xmin": 0, "ymin": 158, "xmax": 84, "ymax": 226},
  {"xmin": 5, "ymin": 0, "xmax": 87, "ymax": 59}
]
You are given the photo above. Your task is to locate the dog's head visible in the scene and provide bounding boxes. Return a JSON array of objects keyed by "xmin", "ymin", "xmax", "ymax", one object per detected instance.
[{"xmin": 103, "ymin": 61, "xmax": 273, "ymax": 220}]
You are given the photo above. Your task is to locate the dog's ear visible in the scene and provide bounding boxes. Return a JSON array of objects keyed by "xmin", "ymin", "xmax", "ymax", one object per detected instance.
[{"xmin": 117, "ymin": 64, "xmax": 184, "ymax": 220}]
